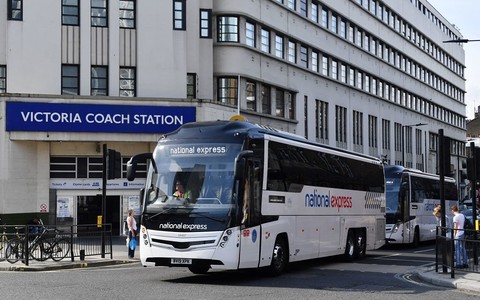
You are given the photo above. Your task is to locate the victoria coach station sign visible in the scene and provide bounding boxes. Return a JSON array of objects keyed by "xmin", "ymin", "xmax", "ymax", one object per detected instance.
[{"xmin": 5, "ymin": 101, "xmax": 196, "ymax": 134}]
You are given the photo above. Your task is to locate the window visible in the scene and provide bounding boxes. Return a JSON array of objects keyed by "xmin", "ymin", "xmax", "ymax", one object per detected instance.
[
  {"xmin": 300, "ymin": 0, "xmax": 307, "ymax": 17},
  {"xmin": 261, "ymin": 84, "xmax": 271, "ymax": 114},
  {"xmin": 353, "ymin": 110, "xmax": 363, "ymax": 147},
  {"xmin": 119, "ymin": 0, "xmax": 135, "ymax": 29},
  {"xmin": 200, "ymin": 9, "xmax": 212, "ymax": 38},
  {"xmin": 173, "ymin": 0, "xmax": 186, "ymax": 30},
  {"xmin": 246, "ymin": 22, "xmax": 255, "ymax": 47},
  {"xmin": 91, "ymin": 0, "xmax": 108, "ymax": 27},
  {"xmin": 311, "ymin": 2, "xmax": 318, "ymax": 23},
  {"xmin": 261, "ymin": 29, "xmax": 270, "ymax": 53},
  {"xmin": 0, "ymin": 66, "xmax": 6, "ymax": 93},
  {"xmin": 340, "ymin": 64, "xmax": 347, "ymax": 83},
  {"xmin": 311, "ymin": 51, "xmax": 319, "ymax": 72},
  {"xmin": 300, "ymin": 45, "xmax": 308, "ymax": 68},
  {"xmin": 316, "ymin": 100, "xmax": 328, "ymax": 141},
  {"xmin": 275, "ymin": 35, "xmax": 284, "ymax": 58},
  {"xmin": 246, "ymin": 80, "xmax": 256, "ymax": 111},
  {"xmin": 331, "ymin": 14, "xmax": 337, "ymax": 33},
  {"xmin": 382, "ymin": 119, "xmax": 391, "ymax": 152},
  {"xmin": 286, "ymin": 92, "xmax": 294, "ymax": 120},
  {"xmin": 62, "ymin": 65, "xmax": 79, "ymax": 95},
  {"xmin": 335, "ymin": 105, "xmax": 347, "ymax": 147},
  {"xmin": 218, "ymin": 16, "xmax": 238, "ymax": 42},
  {"xmin": 331, "ymin": 60, "xmax": 338, "ymax": 80},
  {"xmin": 322, "ymin": 55, "xmax": 329, "ymax": 76},
  {"xmin": 288, "ymin": 41, "xmax": 296, "ymax": 63},
  {"xmin": 287, "ymin": 0, "xmax": 295, "ymax": 10},
  {"xmin": 276, "ymin": 89, "xmax": 285, "ymax": 117},
  {"xmin": 120, "ymin": 67, "xmax": 136, "ymax": 97},
  {"xmin": 62, "ymin": 0, "xmax": 79, "ymax": 26},
  {"xmin": 91, "ymin": 66, "xmax": 108, "ymax": 96},
  {"xmin": 217, "ymin": 77, "xmax": 237, "ymax": 106},
  {"xmin": 321, "ymin": 8, "xmax": 328, "ymax": 28},
  {"xmin": 187, "ymin": 73, "xmax": 196, "ymax": 99},
  {"xmin": 8, "ymin": 0, "xmax": 22, "ymax": 20},
  {"xmin": 368, "ymin": 115, "xmax": 378, "ymax": 148}
]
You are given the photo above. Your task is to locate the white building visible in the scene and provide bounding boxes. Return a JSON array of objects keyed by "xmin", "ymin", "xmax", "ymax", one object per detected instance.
[{"xmin": 0, "ymin": 0, "xmax": 467, "ymax": 234}]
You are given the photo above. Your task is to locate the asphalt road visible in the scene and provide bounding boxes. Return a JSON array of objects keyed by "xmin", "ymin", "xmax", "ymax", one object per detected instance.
[{"xmin": 0, "ymin": 243, "xmax": 478, "ymax": 300}]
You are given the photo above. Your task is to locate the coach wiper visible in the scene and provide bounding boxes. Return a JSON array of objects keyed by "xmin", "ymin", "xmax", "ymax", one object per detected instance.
[{"xmin": 189, "ymin": 212, "xmax": 225, "ymax": 223}]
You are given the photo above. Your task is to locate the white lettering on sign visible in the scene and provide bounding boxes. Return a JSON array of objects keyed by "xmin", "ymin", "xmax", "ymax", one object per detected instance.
[
  {"xmin": 169, "ymin": 146, "xmax": 227, "ymax": 156},
  {"xmin": 20, "ymin": 111, "xmax": 184, "ymax": 126}
]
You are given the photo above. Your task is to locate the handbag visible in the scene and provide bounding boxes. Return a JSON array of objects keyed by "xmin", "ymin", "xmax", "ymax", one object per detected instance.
[{"xmin": 129, "ymin": 238, "xmax": 137, "ymax": 250}]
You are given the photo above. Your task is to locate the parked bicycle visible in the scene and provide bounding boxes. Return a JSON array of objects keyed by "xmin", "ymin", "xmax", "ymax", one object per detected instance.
[
  {"xmin": 6, "ymin": 219, "xmax": 71, "ymax": 263},
  {"xmin": 5, "ymin": 226, "xmax": 27, "ymax": 264}
]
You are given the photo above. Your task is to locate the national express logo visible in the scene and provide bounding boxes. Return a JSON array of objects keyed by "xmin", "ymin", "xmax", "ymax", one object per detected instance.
[{"xmin": 304, "ymin": 190, "xmax": 352, "ymax": 212}]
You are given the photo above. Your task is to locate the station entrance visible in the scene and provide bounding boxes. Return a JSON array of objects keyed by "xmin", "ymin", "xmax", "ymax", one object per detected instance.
[{"xmin": 77, "ymin": 195, "xmax": 121, "ymax": 236}]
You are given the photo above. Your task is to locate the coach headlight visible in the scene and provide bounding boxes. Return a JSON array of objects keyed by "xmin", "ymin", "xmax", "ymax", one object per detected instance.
[{"xmin": 392, "ymin": 223, "xmax": 400, "ymax": 233}]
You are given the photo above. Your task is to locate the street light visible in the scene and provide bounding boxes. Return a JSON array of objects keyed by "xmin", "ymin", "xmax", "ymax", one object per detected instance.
[
  {"xmin": 443, "ymin": 39, "xmax": 480, "ymax": 44},
  {"xmin": 402, "ymin": 123, "xmax": 427, "ymax": 168}
]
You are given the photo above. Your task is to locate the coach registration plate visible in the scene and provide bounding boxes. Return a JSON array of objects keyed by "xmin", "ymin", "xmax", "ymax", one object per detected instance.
[{"xmin": 171, "ymin": 258, "xmax": 192, "ymax": 265}]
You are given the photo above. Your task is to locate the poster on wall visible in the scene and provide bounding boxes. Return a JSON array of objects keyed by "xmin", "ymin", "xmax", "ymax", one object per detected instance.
[
  {"xmin": 57, "ymin": 196, "xmax": 74, "ymax": 225},
  {"xmin": 128, "ymin": 195, "xmax": 141, "ymax": 215}
]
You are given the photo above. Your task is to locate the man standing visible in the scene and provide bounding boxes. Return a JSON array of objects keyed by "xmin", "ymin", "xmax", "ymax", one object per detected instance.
[{"xmin": 451, "ymin": 205, "xmax": 468, "ymax": 268}]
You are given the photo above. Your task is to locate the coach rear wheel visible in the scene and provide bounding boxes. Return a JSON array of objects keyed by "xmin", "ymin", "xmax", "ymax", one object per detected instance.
[
  {"xmin": 344, "ymin": 231, "xmax": 356, "ymax": 261},
  {"xmin": 355, "ymin": 230, "xmax": 366, "ymax": 259}
]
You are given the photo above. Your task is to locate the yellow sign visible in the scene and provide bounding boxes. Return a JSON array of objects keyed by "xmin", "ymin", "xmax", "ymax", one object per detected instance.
[
  {"xmin": 229, "ymin": 115, "xmax": 246, "ymax": 121},
  {"xmin": 97, "ymin": 215, "xmax": 102, "ymax": 228}
]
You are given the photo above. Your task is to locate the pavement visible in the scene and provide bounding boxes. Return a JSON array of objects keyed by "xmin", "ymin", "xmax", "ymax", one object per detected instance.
[
  {"xmin": 0, "ymin": 236, "xmax": 139, "ymax": 272},
  {"xmin": 1, "ymin": 239, "xmax": 479, "ymax": 294}
]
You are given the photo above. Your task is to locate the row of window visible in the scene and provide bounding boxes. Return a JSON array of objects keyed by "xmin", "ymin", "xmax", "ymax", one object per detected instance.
[
  {"xmin": 353, "ymin": 0, "xmax": 463, "ymax": 77},
  {"xmin": 62, "ymin": 65, "xmax": 136, "ymax": 97},
  {"xmin": 8, "ymin": 0, "xmax": 211, "ymax": 35},
  {"xmin": 223, "ymin": 16, "xmax": 464, "ymax": 129},
  {"xmin": 217, "ymin": 77, "xmax": 295, "ymax": 120},
  {"xmin": 274, "ymin": 0, "xmax": 464, "ymax": 81},
  {"xmin": 50, "ymin": 155, "xmax": 147, "ymax": 179},
  {"xmin": 314, "ymin": 98, "xmax": 465, "ymax": 169}
]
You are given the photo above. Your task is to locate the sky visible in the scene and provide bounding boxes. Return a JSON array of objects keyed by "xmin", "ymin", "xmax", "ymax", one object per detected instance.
[{"xmin": 427, "ymin": 0, "xmax": 480, "ymax": 120}]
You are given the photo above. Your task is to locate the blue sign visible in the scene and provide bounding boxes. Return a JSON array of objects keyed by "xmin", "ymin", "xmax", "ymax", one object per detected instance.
[{"xmin": 6, "ymin": 101, "xmax": 196, "ymax": 134}]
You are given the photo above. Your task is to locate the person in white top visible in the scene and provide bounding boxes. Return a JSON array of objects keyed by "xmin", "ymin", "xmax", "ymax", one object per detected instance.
[
  {"xmin": 127, "ymin": 209, "xmax": 138, "ymax": 259},
  {"xmin": 451, "ymin": 205, "xmax": 468, "ymax": 268}
]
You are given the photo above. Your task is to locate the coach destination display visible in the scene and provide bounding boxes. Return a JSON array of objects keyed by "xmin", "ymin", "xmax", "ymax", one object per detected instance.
[{"xmin": 5, "ymin": 101, "xmax": 196, "ymax": 134}]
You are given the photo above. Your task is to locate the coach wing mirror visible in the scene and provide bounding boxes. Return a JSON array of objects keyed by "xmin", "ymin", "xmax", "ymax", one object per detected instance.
[
  {"xmin": 127, "ymin": 153, "xmax": 155, "ymax": 181},
  {"xmin": 234, "ymin": 150, "xmax": 254, "ymax": 180}
]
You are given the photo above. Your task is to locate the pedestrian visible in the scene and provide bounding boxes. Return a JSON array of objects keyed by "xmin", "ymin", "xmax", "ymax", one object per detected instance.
[
  {"xmin": 433, "ymin": 205, "xmax": 451, "ymax": 238},
  {"xmin": 126, "ymin": 209, "xmax": 137, "ymax": 259},
  {"xmin": 451, "ymin": 205, "xmax": 468, "ymax": 268}
]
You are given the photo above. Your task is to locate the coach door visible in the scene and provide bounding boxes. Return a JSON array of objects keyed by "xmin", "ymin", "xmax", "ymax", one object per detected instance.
[{"xmin": 238, "ymin": 159, "xmax": 263, "ymax": 269}]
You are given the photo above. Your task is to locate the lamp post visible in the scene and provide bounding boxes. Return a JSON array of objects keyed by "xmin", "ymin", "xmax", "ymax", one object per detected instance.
[
  {"xmin": 402, "ymin": 123, "xmax": 427, "ymax": 168},
  {"xmin": 443, "ymin": 39, "xmax": 480, "ymax": 44}
]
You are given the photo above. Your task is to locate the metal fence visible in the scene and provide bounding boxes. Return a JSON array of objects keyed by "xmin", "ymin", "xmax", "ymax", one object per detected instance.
[
  {"xmin": 0, "ymin": 223, "xmax": 113, "ymax": 266},
  {"xmin": 435, "ymin": 226, "xmax": 479, "ymax": 278}
]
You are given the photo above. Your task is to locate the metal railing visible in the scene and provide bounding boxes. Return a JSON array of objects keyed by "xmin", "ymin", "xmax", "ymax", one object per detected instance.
[
  {"xmin": 435, "ymin": 226, "xmax": 479, "ymax": 278},
  {"xmin": 0, "ymin": 223, "xmax": 113, "ymax": 266}
]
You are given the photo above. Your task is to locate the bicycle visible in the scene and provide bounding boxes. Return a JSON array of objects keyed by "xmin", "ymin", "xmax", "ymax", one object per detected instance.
[
  {"xmin": 0, "ymin": 220, "xmax": 8, "ymax": 261},
  {"xmin": 28, "ymin": 219, "xmax": 71, "ymax": 262},
  {"xmin": 5, "ymin": 226, "xmax": 27, "ymax": 264}
]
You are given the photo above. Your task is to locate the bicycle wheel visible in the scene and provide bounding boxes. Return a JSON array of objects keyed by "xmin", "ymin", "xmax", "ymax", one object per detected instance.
[
  {"xmin": 0, "ymin": 236, "xmax": 7, "ymax": 261},
  {"xmin": 30, "ymin": 240, "xmax": 53, "ymax": 261},
  {"xmin": 6, "ymin": 238, "xmax": 24, "ymax": 264},
  {"xmin": 51, "ymin": 238, "xmax": 71, "ymax": 261}
]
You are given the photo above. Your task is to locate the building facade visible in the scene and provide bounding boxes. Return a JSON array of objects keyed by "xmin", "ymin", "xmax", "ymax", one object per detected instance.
[{"xmin": 0, "ymin": 0, "xmax": 467, "ymax": 234}]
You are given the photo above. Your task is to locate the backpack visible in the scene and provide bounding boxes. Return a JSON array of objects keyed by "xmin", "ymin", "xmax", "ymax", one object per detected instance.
[{"xmin": 463, "ymin": 215, "xmax": 473, "ymax": 230}]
